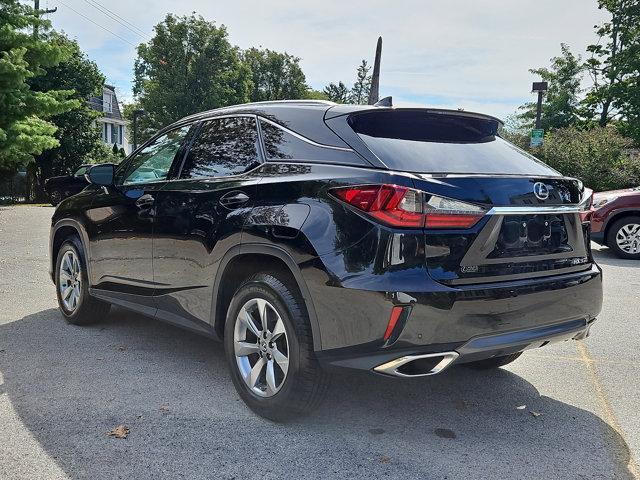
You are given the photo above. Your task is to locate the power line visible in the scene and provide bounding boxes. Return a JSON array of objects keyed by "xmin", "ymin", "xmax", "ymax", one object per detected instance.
[
  {"xmin": 81, "ymin": 0, "xmax": 148, "ymax": 39},
  {"xmin": 58, "ymin": 0, "xmax": 138, "ymax": 48}
]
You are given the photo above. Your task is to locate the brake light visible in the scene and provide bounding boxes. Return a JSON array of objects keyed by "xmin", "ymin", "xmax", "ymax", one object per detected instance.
[{"xmin": 331, "ymin": 185, "xmax": 485, "ymax": 229}]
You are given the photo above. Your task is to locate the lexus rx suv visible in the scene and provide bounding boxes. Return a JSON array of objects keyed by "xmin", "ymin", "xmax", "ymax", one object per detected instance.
[{"xmin": 49, "ymin": 100, "xmax": 602, "ymax": 420}]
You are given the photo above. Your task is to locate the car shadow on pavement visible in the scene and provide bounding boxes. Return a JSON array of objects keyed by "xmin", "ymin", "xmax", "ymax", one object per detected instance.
[{"xmin": 0, "ymin": 307, "xmax": 634, "ymax": 480}]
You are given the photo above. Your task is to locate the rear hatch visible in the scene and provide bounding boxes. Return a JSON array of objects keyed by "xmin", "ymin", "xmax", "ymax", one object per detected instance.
[{"xmin": 347, "ymin": 109, "xmax": 592, "ymax": 285}]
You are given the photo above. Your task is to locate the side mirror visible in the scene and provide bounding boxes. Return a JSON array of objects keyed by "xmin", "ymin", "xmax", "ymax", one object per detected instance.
[{"xmin": 85, "ymin": 163, "xmax": 115, "ymax": 187}]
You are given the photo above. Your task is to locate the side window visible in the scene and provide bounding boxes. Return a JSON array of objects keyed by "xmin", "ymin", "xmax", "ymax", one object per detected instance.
[
  {"xmin": 74, "ymin": 166, "xmax": 88, "ymax": 177},
  {"xmin": 260, "ymin": 119, "xmax": 358, "ymax": 164},
  {"xmin": 180, "ymin": 116, "xmax": 260, "ymax": 179},
  {"xmin": 119, "ymin": 125, "xmax": 191, "ymax": 185}
]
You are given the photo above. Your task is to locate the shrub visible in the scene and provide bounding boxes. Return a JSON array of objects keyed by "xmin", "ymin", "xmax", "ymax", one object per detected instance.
[{"xmin": 537, "ymin": 126, "xmax": 640, "ymax": 192}]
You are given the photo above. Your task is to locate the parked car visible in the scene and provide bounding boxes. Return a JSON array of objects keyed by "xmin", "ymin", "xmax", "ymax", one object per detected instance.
[
  {"xmin": 584, "ymin": 186, "xmax": 640, "ymax": 259},
  {"xmin": 49, "ymin": 100, "xmax": 602, "ymax": 420},
  {"xmin": 44, "ymin": 165, "xmax": 92, "ymax": 205}
]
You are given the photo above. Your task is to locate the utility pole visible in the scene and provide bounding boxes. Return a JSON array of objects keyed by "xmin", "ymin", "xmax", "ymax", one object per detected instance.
[
  {"xmin": 132, "ymin": 109, "xmax": 145, "ymax": 151},
  {"xmin": 368, "ymin": 36, "xmax": 382, "ymax": 105},
  {"xmin": 33, "ymin": 0, "xmax": 57, "ymax": 37}
]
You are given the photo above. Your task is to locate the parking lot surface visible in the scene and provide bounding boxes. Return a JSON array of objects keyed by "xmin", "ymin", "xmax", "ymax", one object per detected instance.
[{"xmin": 1, "ymin": 205, "xmax": 639, "ymax": 479}]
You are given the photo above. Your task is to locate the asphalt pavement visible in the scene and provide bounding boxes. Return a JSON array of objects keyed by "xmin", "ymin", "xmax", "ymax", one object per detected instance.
[{"xmin": 0, "ymin": 205, "xmax": 638, "ymax": 479}]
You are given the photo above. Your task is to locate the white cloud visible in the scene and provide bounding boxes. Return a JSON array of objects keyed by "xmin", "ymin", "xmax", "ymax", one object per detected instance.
[{"xmin": 49, "ymin": 0, "xmax": 610, "ymax": 119}]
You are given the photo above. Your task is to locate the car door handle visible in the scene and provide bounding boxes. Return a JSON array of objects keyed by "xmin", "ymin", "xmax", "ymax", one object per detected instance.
[
  {"xmin": 220, "ymin": 191, "xmax": 250, "ymax": 208},
  {"xmin": 135, "ymin": 193, "xmax": 155, "ymax": 208}
]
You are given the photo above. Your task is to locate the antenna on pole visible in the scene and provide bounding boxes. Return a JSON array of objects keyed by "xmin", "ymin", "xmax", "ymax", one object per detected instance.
[{"xmin": 368, "ymin": 36, "xmax": 382, "ymax": 105}]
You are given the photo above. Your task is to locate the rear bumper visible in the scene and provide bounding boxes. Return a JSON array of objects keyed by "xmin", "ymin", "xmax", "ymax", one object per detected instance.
[
  {"xmin": 324, "ymin": 317, "xmax": 594, "ymax": 376},
  {"xmin": 313, "ymin": 264, "xmax": 602, "ymax": 373}
]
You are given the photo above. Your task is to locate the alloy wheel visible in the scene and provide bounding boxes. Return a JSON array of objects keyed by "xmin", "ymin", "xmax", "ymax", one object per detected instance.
[
  {"xmin": 615, "ymin": 223, "xmax": 640, "ymax": 254},
  {"xmin": 233, "ymin": 298, "xmax": 290, "ymax": 397},
  {"xmin": 59, "ymin": 250, "xmax": 82, "ymax": 312}
]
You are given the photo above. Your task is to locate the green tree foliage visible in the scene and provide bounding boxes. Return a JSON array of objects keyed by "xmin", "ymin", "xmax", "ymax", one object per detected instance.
[
  {"xmin": 243, "ymin": 48, "xmax": 308, "ymax": 102},
  {"xmin": 538, "ymin": 126, "xmax": 640, "ymax": 191},
  {"xmin": 28, "ymin": 33, "xmax": 105, "ymax": 197},
  {"xmin": 302, "ymin": 89, "xmax": 329, "ymax": 100},
  {"xmin": 323, "ymin": 81, "xmax": 349, "ymax": 103},
  {"xmin": 133, "ymin": 14, "xmax": 251, "ymax": 138},
  {"xmin": 517, "ymin": 44, "xmax": 583, "ymax": 131},
  {"xmin": 0, "ymin": 0, "xmax": 78, "ymax": 175},
  {"xmin": 349, "ymin": 60, "xmax": 371, "ymax": 104},
  {"xmin": 584, "ymin": 0, "xmax": 640, "ymax": 142}
]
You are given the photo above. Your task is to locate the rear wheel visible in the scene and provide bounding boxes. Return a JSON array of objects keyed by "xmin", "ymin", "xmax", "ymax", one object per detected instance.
[
  {"xmin": 49, "ymin": 190, "xmax": 62, "ymax": 206},
  {"xmin": 55, "ymin": 237, "xmax": 110, "ymax": 325},
  {"xmin": 607, "ymin": 216, "xmax": 640, "ymax": 259},
  {"xmin": 224, "ymin": 273, "xmax": 329, "ymax": 421},
  {"xmin": 465, "ymin": 352, "xmax": 523, "ymax": 370}
]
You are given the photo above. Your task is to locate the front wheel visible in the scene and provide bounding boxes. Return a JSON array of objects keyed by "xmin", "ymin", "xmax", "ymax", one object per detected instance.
[
  {"xmin": 224, "ymin": 273, "xmax": 329, "ymax": 421},
  {"xmin": 55, "ymin": 237, "xmax": 110, "ymax": 325},
  {"xmin": 607, "ymin": 216, "xmax": 640, "ymax": 259}
]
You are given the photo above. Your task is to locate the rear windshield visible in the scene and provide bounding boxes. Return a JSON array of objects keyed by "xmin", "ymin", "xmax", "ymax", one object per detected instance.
[{"xmin": 349, "ymin": 110, "xmax": 559, "ymax": 176}]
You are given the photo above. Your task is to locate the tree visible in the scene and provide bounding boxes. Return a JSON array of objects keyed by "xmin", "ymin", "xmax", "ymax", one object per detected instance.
[
  {"xmin": 323, "ymin": 81, "xmax": 349, "ymax": 103},
  {"xmin": 584, "ymin": 0, "xmax": 640, "ymax": 142},
  {"xmin": 133, "ymin": 14, "xmax": 252, "ymax": 137},
  {"xmin": 303, "ymin": 89, "xmax": 329, "ymax": 100},
  {"xmin": 28, "ymin": 33, "xmax": 105, "ymax": 199},
  {"xmin": 0, "ymin": 0, "xmax": 78, "ymax": 176},
  {"xmin": 349, "ymin": 60, "xmax": 371, "ymax": 104},
  {"xmin": 517, "ymin": 44, "xmax": 583, "ymax": 131},
  {"xmin": 243, "ymin": 48, "xmax": 308, "ymax": 102}
]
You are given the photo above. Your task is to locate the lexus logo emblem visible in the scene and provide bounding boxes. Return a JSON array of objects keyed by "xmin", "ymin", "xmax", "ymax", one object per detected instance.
[{"xmin": 533, "ymin": 182, "xmax": 549, "ymax": 200}]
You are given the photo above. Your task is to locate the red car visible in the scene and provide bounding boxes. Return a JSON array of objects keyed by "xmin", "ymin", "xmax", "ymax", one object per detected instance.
[{"xmin": 583, "ymin": 186, "xmax": 640, "ymax": 259}]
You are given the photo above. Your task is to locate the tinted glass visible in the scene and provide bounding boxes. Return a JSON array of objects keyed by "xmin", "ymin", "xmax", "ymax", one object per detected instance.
[
  {"xmin": 74, "ymin": 166, "xmax": 89, "ymax": 177},
  {"xmin": 260, "ymin": 119, "xmax": 368, "ymax": 166},
  {"xmin": 349, "ymin": 110, "xmax": 559, "ymax": 176},
  {"xmin": 120, "ymin": 126, "xmax": 190, "ymax": 185},
  {"xmin": 180, "ymin": 116, "xmax": 259, "ymax": 178}
]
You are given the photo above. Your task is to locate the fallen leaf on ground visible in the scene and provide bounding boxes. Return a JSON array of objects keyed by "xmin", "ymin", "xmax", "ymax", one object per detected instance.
[
  {"xmin": 516, "ymin": 405, "xmax": 526, "ymax": 410},
  {"xmin": 159, "ymin": 405, "xmax": 170, "ymax": 412},
  {"xmin": 379, "ymin": 455, "xmax": 391, "ymax": 464},
  {"xmin": 117, "ymin": 346, "xmax": 126, "ymax": 351},
  {"xmin": 530, "ymin": 411, "xmax": 543, "ymax": 418},
  {"xmin": 106, "ymin": 425, "xmax": 129, "ymax": 439}
]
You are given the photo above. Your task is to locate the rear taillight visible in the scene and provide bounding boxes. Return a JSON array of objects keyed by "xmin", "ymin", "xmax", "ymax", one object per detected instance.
[{"xmin": 330, "ymin": 184, "xmax": 485, "ymax": 229}]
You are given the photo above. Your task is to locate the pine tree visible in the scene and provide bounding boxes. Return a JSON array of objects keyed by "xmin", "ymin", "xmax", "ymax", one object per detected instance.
[{"xmin": 0, "ymin": 0, "xmax": 78, "ymax": 175}]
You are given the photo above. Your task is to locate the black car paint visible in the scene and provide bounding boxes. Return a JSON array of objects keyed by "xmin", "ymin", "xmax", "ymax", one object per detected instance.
[
  {"xmin": 50, "ymin": 102, "xmax": 602, "ymax": 371},
  {"xmin": 44, "ymin": 166, "xmax": 91, "ymax": 202}
]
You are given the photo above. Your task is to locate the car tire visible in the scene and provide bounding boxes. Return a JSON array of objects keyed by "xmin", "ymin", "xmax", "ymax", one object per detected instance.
[
  {"xmin": 49, "ymin": 190, "xmax": 62, "ymax": 206},
  {"xmin": 55, "ymin": 237, "xmax": 110, "ymax": 325},
  {"xmin": 464, "ymin": 352, "xmax": 523, "ymax": 370},
  {"xmin": 224, "ymin": 273, "xmax": 330, "ymax": 421},
  {"xmin": 606, "ymin": 216, "xmax": 640, "ymax": 259}
]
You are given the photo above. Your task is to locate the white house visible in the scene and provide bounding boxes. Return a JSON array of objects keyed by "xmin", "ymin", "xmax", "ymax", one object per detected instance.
[{"xmin": 89, "ymin": 85, "xmax": 132, "ymax": 155}]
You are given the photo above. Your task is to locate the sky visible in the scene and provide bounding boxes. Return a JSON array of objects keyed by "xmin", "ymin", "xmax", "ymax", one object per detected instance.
[{"xmin": 46, "ymin": 0, "xmax": 611, "ymax": 121}]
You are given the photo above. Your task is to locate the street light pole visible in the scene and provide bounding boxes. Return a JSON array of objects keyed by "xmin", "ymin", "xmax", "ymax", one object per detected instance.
[{"xmin": 532, "ymin": 81, "xmax": 548, "ymax": 130}]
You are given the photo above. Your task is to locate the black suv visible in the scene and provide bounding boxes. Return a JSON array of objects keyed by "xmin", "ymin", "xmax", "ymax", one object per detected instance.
[{"xmin": 50, "ymin": 100, "xmax": 602, "ymax": 420}]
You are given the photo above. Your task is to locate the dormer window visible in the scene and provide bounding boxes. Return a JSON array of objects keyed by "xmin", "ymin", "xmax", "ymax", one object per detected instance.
[{"xmin": 103, "ymin": 92, "xmax": 113, "ymax": 113}]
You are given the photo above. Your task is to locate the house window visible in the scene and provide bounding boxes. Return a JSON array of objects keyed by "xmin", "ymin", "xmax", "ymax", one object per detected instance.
[
  {"xmin": 110, "ymin": 123, "xmax": 118, "ymax": 144},
  {"xmin": 103, "ymin": 123, "xmax": 108, "ymax": 142},
  {"xmin": 103, "ymin": 92, "xmax": 113, "ymax": 113},
  {"xmin": 119, "ymin": 125, "xmax": 123, "ymax": 145}
]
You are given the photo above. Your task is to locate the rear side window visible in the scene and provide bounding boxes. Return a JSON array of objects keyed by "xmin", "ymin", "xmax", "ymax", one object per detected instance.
[
  {"xmin": 180, "ymin": 116, "xmax": 260, "ymax": 178},
  {"xmin": 349, "ymin": 110, "xmax": 559, "ymax": 176},
  {"xmin": 260, "ymin": 119, "xmax": 363, "ymax": 166}
]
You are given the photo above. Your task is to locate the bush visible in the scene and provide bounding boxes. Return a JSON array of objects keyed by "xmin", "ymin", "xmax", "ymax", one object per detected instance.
[{"xmin": 537, "ymin": 126, "xmax": 640, "ymax": 192}]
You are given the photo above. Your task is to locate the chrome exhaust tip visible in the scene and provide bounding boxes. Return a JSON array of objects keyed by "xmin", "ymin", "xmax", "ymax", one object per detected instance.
[{"xmin": 373, "ymin": 352, "xmax": 459, "ymax": 377}]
